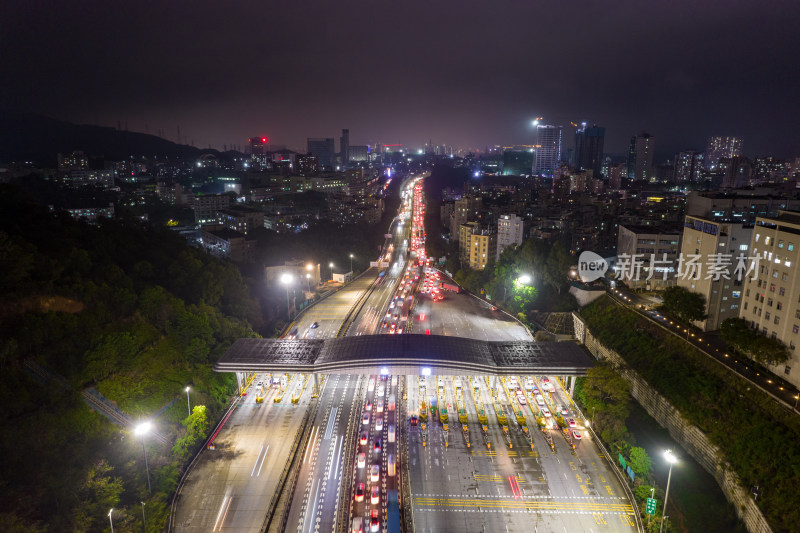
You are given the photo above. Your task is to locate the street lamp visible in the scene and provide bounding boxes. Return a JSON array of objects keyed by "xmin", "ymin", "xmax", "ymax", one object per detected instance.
[
  {"xmin": 135, "ymin": 421, "xmax": 152, "ymax": 494},
  {"xmin": 349, "ymin": 253, "xmax": 354, "ymax": 273},
  {"xmin": 109, "ymin": 508, "xmax": 115, "ymax": 533},
  {"xmin": 280, "ymin": 273, "xmax": 293, "ymax": 317},
  {"xmin": 185, "ymin": 386, "xmax": 191, "ymax": 416},
  {"xmin": 659, "ymin": 450, "xmax": 678, "ymax": 533},
  {"xmin": 517, "ymin": 274, "xmax": 532, "ymax": 285},
  {"xmin": 329, "ymin": 262, "xmax": 334, "ymax": 281},
  {"xmin": 141, "ymin": 501, "xmax": 146, "ymax": 532}
]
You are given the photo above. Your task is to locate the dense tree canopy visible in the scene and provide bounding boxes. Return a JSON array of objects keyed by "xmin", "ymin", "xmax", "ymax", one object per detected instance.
[
  {"xmin": 0, "ymin": 184, "xmax": 258, "ymax": 531},
  {"xmin": 660, "ymin": 286, "xmax": 707, "ymax": 324},
  {"xmin": 720, "ymin": 317, "xmax": 790, "ymax": 365}
]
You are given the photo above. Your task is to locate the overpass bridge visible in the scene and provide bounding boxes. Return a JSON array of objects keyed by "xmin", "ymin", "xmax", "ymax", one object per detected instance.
[{"xmin": 214, "ymin": 334, "xmax": 594, "ymax": 394}]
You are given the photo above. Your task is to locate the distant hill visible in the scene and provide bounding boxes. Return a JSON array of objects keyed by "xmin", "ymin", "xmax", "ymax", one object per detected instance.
[{"xmin": 0, "ymin": 109, "xmax": 213, "ymax": 165}]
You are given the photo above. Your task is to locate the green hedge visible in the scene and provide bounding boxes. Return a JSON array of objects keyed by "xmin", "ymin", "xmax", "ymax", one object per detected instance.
[{"xmin": 581, "ymin": 296, "xmax": 800, "ymax": 533}]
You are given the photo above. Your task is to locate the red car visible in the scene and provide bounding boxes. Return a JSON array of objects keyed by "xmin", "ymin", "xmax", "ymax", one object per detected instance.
[{"xmin": 355, "ymin": 483, "xmax": 365, "ymax": 502}]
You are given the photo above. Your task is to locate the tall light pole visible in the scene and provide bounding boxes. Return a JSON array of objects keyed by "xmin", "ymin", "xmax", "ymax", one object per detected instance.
[
  {"xmin": 329, "ymin": 262, "xmax": 334, "ymax": 282},
  {"xmin": 185, "ymin": 386, "xmax": 191, "ymax": 416},
  {"xmin": 349, "ymin": 253, "xmax": 354, "ymax": 273},
  {"xmin": 280, "ymin": 273, "xmax": 293, "ymax": 318},
  {"xmin": 659, "ymin": 450, "xmax": 678, "ymax": 533},
  {"xmin": 135, "ymin": 422, "xmax": 152, "ymax": 495},
  {"xmin": 306, "ymin": 273, "xmax": 311, "ymax": 292},
  {"xmin": 141, "ymin": 501, "xmax": 146, "ymax": 533},
  {"xmin": 109, "ymin": 508, "xmax": 115, "ymax": 533}
]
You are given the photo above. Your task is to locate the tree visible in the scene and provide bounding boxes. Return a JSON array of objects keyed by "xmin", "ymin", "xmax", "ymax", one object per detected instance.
[
  {"xmin": 661, "ymin": 286, "xmax": 707, "ymax": 324},
  {"xmin": 579, "ymin": 362, "xmax": 632, "ymax": 420},
  {"xmin": 172, "ymin": 405, "xmax": 209, "ymax": 460},
  {"xmin": 720, "ymin": 317, "xmax": 790, "ymax": 365},
  {"xmin": 628, "ymin": 446, "xmax": 652, "ymax": 479}
]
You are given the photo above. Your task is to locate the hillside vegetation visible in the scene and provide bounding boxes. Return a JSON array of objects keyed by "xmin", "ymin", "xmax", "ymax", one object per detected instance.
[
  {"xmin": 0, "ymin": 185, "xmax": 258, "ymax": 531},
  {"xmin": 581, "ymin": 296, "xmax": 800, "ymax": 532}
]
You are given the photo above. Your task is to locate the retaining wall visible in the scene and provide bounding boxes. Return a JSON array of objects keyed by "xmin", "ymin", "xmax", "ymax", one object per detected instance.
[{"xmin": 573, "ymin": 313, "xmax": 772, "ymax": 533}]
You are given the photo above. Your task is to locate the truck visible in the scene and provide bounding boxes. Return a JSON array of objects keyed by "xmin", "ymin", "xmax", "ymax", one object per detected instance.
[{"xmin": 441, "ymin": 282, "xmax": 461, "ymax": 293}]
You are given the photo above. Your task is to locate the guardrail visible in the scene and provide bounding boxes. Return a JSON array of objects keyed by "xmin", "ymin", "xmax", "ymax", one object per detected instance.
[
  {"xmin": 264, "ymin": 396, "xmax": 320, "ymax": 532},
  {"xmin": 168, "ymin": 395, "xmax": 242, "ymax": 532},
  {"xmin": 570, "ymin": 400, "xmax": 644, "ymax": 532}
]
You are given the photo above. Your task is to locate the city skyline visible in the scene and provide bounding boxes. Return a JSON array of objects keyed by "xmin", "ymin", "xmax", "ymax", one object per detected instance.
[{"xmin": 2, "ymin": 1, "xmax": 799, "ymax": 159}]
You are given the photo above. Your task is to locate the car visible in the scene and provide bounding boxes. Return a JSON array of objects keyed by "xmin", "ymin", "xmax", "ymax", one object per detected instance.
[
  {"xmin": 363, "ymin": 413, "xmax": 370, "ymax": 425},
  {"xmin": 516, "ymin": 393, "xmax": 527, "ymax": 405},
  {"xmin": 375, "ymin": 418, "xmax": 383, "ymax": 431},
  {"xmin": 311, "ymin": 322, "xmax": 319, "ymax": 329},
  {"xmin": 369, "ymin": 509, "xmax": 380, "ymax": 532},
  {"xmin": 561, "ymin": 406, "xmax": 569, "ymax": 416},
  {"xmin": 568, "ymin": 418, "xmax": 577, "ymax": 428},
  {"xmin": 389, "ymin": 301, "xmax": 395, "ymax": 309},
  {"xmin": 373, "ymin": 438, "xmax": 382, "ymax": 453},
  {"xmin": 351, "ymin": 517, "xmax": 364, "ymax": 533},
  {"xmin": 535, "ymin": 394, "xmax": 545, "ymax": 406},
  {"xmin": 388, "ymin": 395, "xmax": 396, "ymax": 411},
  {"xmin": 410, "ymin": 415, "xmax": 418, "ymax": 426},
  {"xmin": 572, "ymin": 430, "xmax": 582, "ymax": 440},
  {"xmin": 376, "ymin": 399, "xmax": 384, "ymax": 413},
  {"xmin": 388, "ymin": 454, "xmax": 396, "ymax": 476},
  {"xmin": 368, "ymin": 379, "xmax": 375, "ymax": 392},
  {"xmin": 378, "ymin": 385, "xmax": 385, "ymax": 396},
  {"xmin": 388, "ymin": 424, "xmax": 396, "ymax": 442},
  {"xmin": 256, "ymin": 381, "xmax": 263, "ymax": 386},
  {"xmin": 381, "ymin": 320, "xmax": 388, "ymax": 328},
  {"xmin": 491, "ymin": 306, "xmax": 498, "ymax": 311},
  {"xmin": 357, "ymin": 452, "xmax": 366, "ymax": 468},
  {"xmin": 355, "ymin": 483, "xmax": 365, "ymax": 502},
  {"xmin": 397, "ymin": 327, "xmax": 404, "ymax": 334},
  {"xmin": 369, "ymin": 464, "xmax": 380, "ymax": 482},
  {"xmin": 360, "ymin": 431, "xmax": 368, "ymax": 445},
  {"xmin": 542, "ymin": 408, "xmax": 551, "ymax": 417},
  {"xmin": 370, "ymin": 486, "xmax": 380, "ymax": 505},
  {"xmin": 365, "ymin": 401, "xmax": 372, "ymax": 411}
]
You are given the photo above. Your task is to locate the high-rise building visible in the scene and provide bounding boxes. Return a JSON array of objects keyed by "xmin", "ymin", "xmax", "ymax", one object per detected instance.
[
  {"xmin": 627, "ymin": 133, "xmax": 654, "ymax": 181},
  {"xmin": 249, "ymin": 137, "xmax": 269, "ymax": 166},
  {"xmin": 340, "ymin": 129, "xmax": 350, "ymax": 165},
  {"xmin": 295, "ymin": 154, "xmax": 319, "ymax": 176},
  {"xmin": 574, "ymin": 124, "xmax": 605, "ymax": 177},
  {"xmin": 348, "ymin": 145, "xmax": 368, "ymax": 162},
  {"xmin": 720, "ymin": 156, "xmax": 752, "ymax": 189},
  {"xmin": 740, "ymin": 211, "xmax": 800, "ymax": 388},
  {"xmin": 307, "ymin": 138, "xmax": 335, "ymax": 169},
  {"xmin": 459, "ymin": 221, "xmax": 496, "ymax": 270},
  {"xmin": 705, "ymin": 136, "xmax": 743, "ymax": 171},
  {"xmin": 502, "ymin": 149, "xmax": 534, "ymax": 176},
  {"xmin": 497, "ymin": 214, "xmax": 524, "ymax": 259},
  {"xmin": 673, "ymin": 150, "xmax": 705, "ymax": 183},
  {"xmin": 450, "ymin": 196, "xmax": 482, "ymax": 240},
  {"xmin": 534, "ymin": 125, "xmax": 562, "ymax": 176},
  {"xmin": 678, "ymin": 216, "xmax": 751, "ymax": 331},
  {"xmin": 616, "ymin": 224, "xmax": 682, "ymax": 290}
]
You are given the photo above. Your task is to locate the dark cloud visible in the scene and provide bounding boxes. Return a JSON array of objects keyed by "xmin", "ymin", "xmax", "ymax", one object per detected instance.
[{"xmin": 2, "ymin": 0, "xmax": 798, "ymax": 157}]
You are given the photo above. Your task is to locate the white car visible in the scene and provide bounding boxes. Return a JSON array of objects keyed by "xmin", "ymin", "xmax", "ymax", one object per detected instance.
[
  {"xmin": 357, "ymin": 452, "xmax": 366, "ymax": 468},
  {"xmin": 535, "ymin": 395, "xmax": 545, "ymax": 406},
  {"xmin": 375, "ymin": 418, "xmax": 383, "ymax": 431},
  {"xmin": 516, "ymin": 392, "xmax": 527, "ymax": 405},
  {"xmin": 388, "ymin": 424, "xmax": 396, "ymax": 443},
  {"xmin": 542, "ymin": 408, "xmax": 551, "ymax": 418},
  {"xmin": 369, "ymin": 464, "xmax": 380, "ymax": 482},
  {"xmin": 376, "ymin": 399, "xmax": 384, "ymax": 413},
  {"xmin": 363, "ymin": 413, "xmax": 370, "ymax": 425}
]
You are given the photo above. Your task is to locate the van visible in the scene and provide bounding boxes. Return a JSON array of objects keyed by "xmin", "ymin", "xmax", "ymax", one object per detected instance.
[
  {"xmin": 387, "ymin": 454, "xmax": 396, "ymax": 476},
  {"xmin": 388, "ymin": 424, "xmax": 396, "ymax": 443}
]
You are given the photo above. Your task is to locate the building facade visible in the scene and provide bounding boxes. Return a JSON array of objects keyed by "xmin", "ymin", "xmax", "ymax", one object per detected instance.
[
  {"xmin": 627, "ymin": 132, "xmax": 654, "ymax": 181},
  {"xmin": 307, "ymin": 138, "xmax": 336, "ymax": 169},
  {"xmin": 705, "ymin": 136, "xmax": 743, "ymax": 171},
  {"xmin": 673, "ymin": 150, "xmax": 704, "ymax": 183},
  {"xmin": 574, "ymin": 124, "xmax": 605, "ymax": 177},
  {"xmin": 616, "ymin": 224, "xmax": 682, "ymax": 290},
  {"xmin": 740, "ymin": 211, "xmax": 800, "ymax": 388},
  {"xmin": 534, "ymin": 125, "xmax": 562, "ymax": 176},
  {"xmin": 497, "ymin": 214, "xmax": 524, "ymax": 259},
  {"xmin": 678, "ymin": 216, "xmax": 751, "ymax": 331}
]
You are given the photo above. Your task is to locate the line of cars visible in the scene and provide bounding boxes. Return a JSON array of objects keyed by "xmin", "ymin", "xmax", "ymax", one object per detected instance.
[{"xmin": 505, "ymin": 376, "xmax": 583, "ymax": 440}]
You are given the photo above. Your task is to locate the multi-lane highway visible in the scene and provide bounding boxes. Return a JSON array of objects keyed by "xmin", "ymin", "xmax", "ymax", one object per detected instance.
[{"xmin": 173, "ymin": 172, "xmax": 640, "ymax": 532}]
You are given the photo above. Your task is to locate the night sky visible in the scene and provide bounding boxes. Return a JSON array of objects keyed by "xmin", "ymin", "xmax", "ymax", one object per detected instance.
[{"xmin": 3, "ymin": 1, "xmax": 799, "ymax": 159}]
